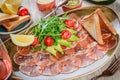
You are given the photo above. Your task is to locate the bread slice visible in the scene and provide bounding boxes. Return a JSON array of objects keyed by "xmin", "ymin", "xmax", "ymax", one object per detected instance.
[
  {"xmin": 1, "ymin": 15, "xmax": 30, "ymax": 31},
  {"xmin": 81, "ymin": 8, "xmax": 117, "ymax": 44},
  {"xmin": 81, "ymin": 13, "xmax": 104, "ymax": 44},
  {"xmin": 0, "ymin": 12, "xmax": 18, "ymax": 22},
  {"xmin": 95, "ymin": 8, "xmax": 117, "ymax": 35}
]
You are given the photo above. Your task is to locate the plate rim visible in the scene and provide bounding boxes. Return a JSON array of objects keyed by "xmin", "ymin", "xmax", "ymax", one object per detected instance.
[
  {"xmin": 5, "ymin": 5, "xmax": 120, "ymax": 80},
  {"xmin": 0, "ymin": 19, "xmax": 32, "ymax": 35},
  {"xmin": 66, "ymin": 42, "xmax": 120, "ymax": 80}
]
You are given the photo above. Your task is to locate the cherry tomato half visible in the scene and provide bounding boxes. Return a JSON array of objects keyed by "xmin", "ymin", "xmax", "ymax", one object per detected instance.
[
  {"xmin": 61, "ymin": 30, "xmax": 72, "ymax": 40},
  {"xmin": 44, "ymin": 36, "xmax": 54, "ymax": 46},
  {"xmin": 17, "ymin": 46, "xmax": 31, "ymax": 56},
  {"xmin": 18, "ymin": 7, "xmax": 29, "ymax": 16},
  {"xmin": 32, "ymin": 37, "xmax": 39, "ymax": 46},
  {"xmin": 64, "ymin": 19, "xmax": 75, "ymax": 28}
]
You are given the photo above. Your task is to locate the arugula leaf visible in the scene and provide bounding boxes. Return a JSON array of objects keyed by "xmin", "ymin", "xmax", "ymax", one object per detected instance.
[{"xmin": 32, "ymin": 15, "xmax": 68, "ymax": 50}]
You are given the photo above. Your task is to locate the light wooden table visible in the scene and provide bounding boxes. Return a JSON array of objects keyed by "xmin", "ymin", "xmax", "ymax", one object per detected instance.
[{"xmin": 21, "ymin": 0, "xmax": 120, "ymax": 80}]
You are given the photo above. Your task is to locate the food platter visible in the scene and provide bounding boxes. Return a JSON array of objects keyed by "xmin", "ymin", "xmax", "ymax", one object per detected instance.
[{"xmin": 4, "ymin": 6, "xmax": 120, "ymax": 80}]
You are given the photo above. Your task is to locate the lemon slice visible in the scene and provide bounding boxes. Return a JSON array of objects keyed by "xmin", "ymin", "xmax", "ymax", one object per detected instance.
[
  {"xmin": 10, "ymin": 34, "xmax": 34, "ymax": 47},
  {"xmin": 0, "ymin": 0, "xmax": 21, "ymax": 14},
  {"xmin": 1, "ymin": 3, "xmax": 16, "ymax": 14}
]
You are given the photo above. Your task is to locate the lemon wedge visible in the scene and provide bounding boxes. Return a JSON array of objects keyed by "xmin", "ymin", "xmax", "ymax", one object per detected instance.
[
  {"xmin": 1, "ymin": 3, "xmax": 16, "ymax": 14},
  {"xmin": 0, "ymin": 0, "xmax": 21, "ymax": 14},
  {"xmin": 10, "ymin": 34, "xmax": 34, "ymax": 47}
]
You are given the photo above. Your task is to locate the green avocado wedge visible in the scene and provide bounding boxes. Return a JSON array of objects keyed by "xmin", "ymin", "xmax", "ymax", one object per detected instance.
[
  {"xmin": 46, "ymin": 46, "xmax": 57, "ymax": 56},
  {"xmin": 57, "ymin": 39, "xmax": 72, "ymax": 48},
  {"xmin": 68, "ymin": 35, "xmax": 79, "ymax": 41},
  {"xmin": 92, "ymin": 0, "xmax": 108, "ymax": 2},
  {"xmin": 88, "ymin": 0, "xmax": 116, "ymax": 5},
  {"xmin": 54, "ymin": 44, "xmax": 64, "ymax": 54},
  {"xmin": 67, "ymin": 28, "xmax": 77, "ymax": 34}
]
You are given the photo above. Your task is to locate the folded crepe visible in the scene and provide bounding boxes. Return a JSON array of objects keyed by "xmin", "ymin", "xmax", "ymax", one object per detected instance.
[{"xmin": 81, "ymin": 8, "xmax": 117, "ymax": 44}]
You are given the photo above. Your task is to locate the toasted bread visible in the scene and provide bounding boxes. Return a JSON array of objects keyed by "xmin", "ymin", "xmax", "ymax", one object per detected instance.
[
  {"xmin": 0, "ymin": 13, "xmax": 18, "ymax": 22},
  {"xmin": 81, "ymin": 13, "xmax": 104, "ymax": 44},
  {"xmin": 1, "ymin": 15, "xmax": 30, "ymax": 31},
  {"xmin": 95, "ymin": 8, "xmax": 117, "ymax": 35},
  {"xmin": 81, "ymin": 8, "xmax": 117, "ymax": 44}
]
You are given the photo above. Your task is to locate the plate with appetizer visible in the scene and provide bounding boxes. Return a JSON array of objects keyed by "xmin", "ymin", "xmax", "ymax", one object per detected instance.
[
  {"xmin": 4, "ymin": 6, "xmax": 120, "ymax": 80},
  {"xmin": 0, "ymin": 0, "xmax": 31, "ymax": 35}
]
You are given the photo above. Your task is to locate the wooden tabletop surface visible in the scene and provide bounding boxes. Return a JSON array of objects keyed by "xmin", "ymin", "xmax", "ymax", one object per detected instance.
[
  {"xmin": 21, "ymin": 0, "xmax": 120, "ymax": 80},
  {"xmin": 0, "ymin": 0, "xmax": 119, "ymax": 80}
]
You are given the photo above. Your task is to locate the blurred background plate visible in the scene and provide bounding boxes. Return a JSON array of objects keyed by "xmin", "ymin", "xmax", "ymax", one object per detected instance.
[
  {"xmin": 0, "ymin": 20, "xmax": 32, "ymax": 41},
  {"xmin": 0, "ymin": 20, "xmax": 32, "ymax": 34}
]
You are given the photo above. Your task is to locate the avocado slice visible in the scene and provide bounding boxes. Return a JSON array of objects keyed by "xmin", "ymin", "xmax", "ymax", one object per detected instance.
[
  {"xmin": 57, "ymin": 39, "xmax": 72, "ymax": 48},
  {"xmin": 89, "ymin": 0, "xmax": 115, "ymax": 5},
  {"xmin": 54, "ymin": 44, "xmax": 64, "ymax": 54},
  {"xmin": 46, "ymin": 46, "xmax": 56, "ymax": 56},
  {"xmin": 92, "ymin": 0, "xmax": 107, "ymax": 2},
  {"xmin": 68, "ymin": 35, "xmax": 80, "ymax": 41},
  {"xmin": 67, "ymin": 28, "xmax": 77, "ymax": 34}
]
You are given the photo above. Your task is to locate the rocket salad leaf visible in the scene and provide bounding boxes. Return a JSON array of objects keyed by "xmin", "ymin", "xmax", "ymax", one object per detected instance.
[{"xmin": 32, "ymin": 15, "xmax": 68, "ymax": 50}]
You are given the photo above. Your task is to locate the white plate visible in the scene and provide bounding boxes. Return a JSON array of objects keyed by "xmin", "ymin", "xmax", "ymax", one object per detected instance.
[{"xmin": 13, "ymin": 6, "xmax": 120, "ymax": 80}]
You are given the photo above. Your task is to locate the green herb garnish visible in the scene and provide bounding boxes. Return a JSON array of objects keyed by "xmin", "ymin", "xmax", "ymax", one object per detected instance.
[{"xmin": 32, "ymin": 15, "xmax": 67, "ymax": 50}]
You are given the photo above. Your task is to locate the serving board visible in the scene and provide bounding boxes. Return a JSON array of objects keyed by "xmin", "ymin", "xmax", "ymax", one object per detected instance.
[{"xmin": 4, "ymin": 6, "xmax": 120, "ymax": 80}]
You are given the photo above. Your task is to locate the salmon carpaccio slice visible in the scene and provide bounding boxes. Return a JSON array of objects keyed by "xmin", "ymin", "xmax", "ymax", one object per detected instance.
[{"xmin": 13, "ymin": 13, "xmax": 117, "ymax": 76}]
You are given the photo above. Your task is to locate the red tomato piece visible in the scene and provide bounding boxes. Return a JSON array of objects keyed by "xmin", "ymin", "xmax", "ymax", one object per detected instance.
[
  {"xmin": 61, "ymin": 30, "xmax": 72, "ymax": 40},
  {"xmin": 17, "ymin": 46, "xmax": 31, "ymax": 56},
  {"xmin": 44, "ymin": 36, "xmax": 54, "ymax": 46},
  {"xmin": 18, "ymin": 7, "xmax": 29, "ymax": 16},
  {"xmin": 64, "ymin": 19, "xmax": 75, "ymax": 28},
  {"xmin": 32, "ymin": 37, "xmax": 39, "ymax": 46}
]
